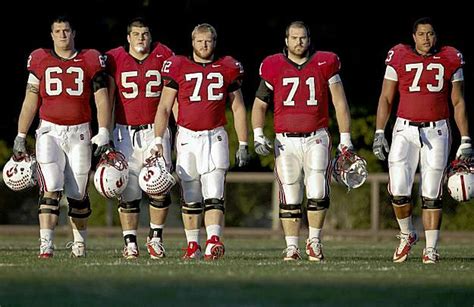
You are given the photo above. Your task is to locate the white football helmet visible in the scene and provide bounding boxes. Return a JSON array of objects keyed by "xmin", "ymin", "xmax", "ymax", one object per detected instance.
[
  {"xmin": 94, "ymin": 151, "xmax": 129, "ymax": 199},
  {"xmin": 2, "ymin": 154, "xmax": 37, "ymax": 191},
  {"xmin": 331, "ymin": 147, "xmax": 368, "ymax": 190},
  {"xmin": 139, "ymin": 156, "xmax": 176, "ymax": 195},
  {"xmin": 447, "ymin": 159, "xmax": 474, "ymax": 202}
]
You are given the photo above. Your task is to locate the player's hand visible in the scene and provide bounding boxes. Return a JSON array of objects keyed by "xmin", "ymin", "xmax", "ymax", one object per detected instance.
[
  {"xmin": 456, "ymin": 136, "xmax": 473, "ymax": 160},
  {"xmin": 91, "ymin": 127, "xmax": 111, "ymax": 156},
  {"xmin": 373, "ymin": 130, "xmax": 390, "ymax": 161},
  {"xmin": 254, "ymin": 134, "xmax": 273, "ymax": 156},
  {"xmin": 235, "ymin": 144, "xmax": 250, "ymax": 167},
  {"xmin": 13, "ymin": 135, "xmax": 27, "ymax": 159},
  {"xmin": 151, "ymin": 144, "xmax": 164, "ymax": 157},
  {"xmin": 337, "ymin": 144, "xmax": 354, "ymax": 155}
]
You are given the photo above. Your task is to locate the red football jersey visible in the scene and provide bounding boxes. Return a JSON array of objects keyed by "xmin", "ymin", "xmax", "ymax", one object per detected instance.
[
  {"xmin": 106, "ymin": 43, "xmax": 174, "ymax": 125},
  {"xmin": 260, "ymin": 51, "xmax": 340, "ymax": 133},
  {"xmin": 386, "ymin": 44, "xmax": 463, "ymax": 121},
  {"xmin": 162, "ymin": 55, "xmax": 243, "ymax": 131},
  {"xmin": 28, "ymin": 48, "xmax": 105, "ymax": 125}
]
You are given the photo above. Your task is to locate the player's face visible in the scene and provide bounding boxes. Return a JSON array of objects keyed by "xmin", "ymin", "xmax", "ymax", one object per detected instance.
[
  {"xmin": 286, "ymin": 27, "xmax": 310, "ymax": 58},
  {"xmin": 413, "ymin": 24, "xmax": 437, "ymax": 55},
  {"xmin": 128, "ymin": 26, "xmax": 152, "ymax": 54},
  {"xmin": 51, "ymin": 22, "xmax": 75, "ymax": 50},
  {"xmin": 192, "ymin": 31, "xmax": 215, "ymax": 61}
]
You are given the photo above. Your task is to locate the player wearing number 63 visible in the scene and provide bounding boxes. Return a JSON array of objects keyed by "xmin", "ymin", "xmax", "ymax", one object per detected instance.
[
  {"xmin": 104, "ymin": 17, "xmax": 175, "ymax": 259},
  {"xmin": 153, "ymin": 23, "xmax": 250, "ymax": 260},
  {"xmin": 12, "ymin": 16, "xmax": 112, "ymax": 258},
  {"xmin": 373, "ymin": 17, "xmax": 471, "ymax": 264}
]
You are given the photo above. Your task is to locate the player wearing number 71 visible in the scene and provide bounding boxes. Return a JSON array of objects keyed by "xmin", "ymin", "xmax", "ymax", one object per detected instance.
[
  {"xmin": 153, "ymin": 23, "xmax": 250, "ymax": 260},
  {"xmin": 373, "ymin": 17, "xmax": 471, "ymax": 264}
]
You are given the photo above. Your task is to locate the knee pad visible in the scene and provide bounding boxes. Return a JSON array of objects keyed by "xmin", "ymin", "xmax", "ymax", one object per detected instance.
[
  {"xmin": 118, "ymin": 199, "xmax": 141, "ymax": 214},
  {"xmin": 307, "ymin": 198, "xmax": 330, "ymax": 211},
  {"xmin": 422, "ymin": 197, "xmax": 442, "ymax": 209},
  {"xmin": 279, "ymin": 203, "xmax": 302, "ymax": 219},
  {"xmin": 182, "ymin": 202, "xmax": 203, "ymax": 215},
  {"xmin": 391, "ymin": 195, "xmax": 412, "ymax": 206},
  {"xmin": 68, "ymin": 196, "xmax": 92, "ymax": 218},
  {"xmin": 149, "ymin": 194, "xmax": 171, "ymax": 209},
  {"xmin": 38, "ymin": 197, "xmax": 60, "ymax": 216},
  {"xmin": 204, "ymin": 198, "xmax": 225, "ymax": 213}
]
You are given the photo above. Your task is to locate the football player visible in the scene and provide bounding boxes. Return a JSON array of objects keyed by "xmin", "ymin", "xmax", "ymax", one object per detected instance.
[
  {"xmin": 251, "ymin": 21, "xmax": 355, "ymax": 261},
  {"xmin": 153, "ymin": 23, "xmax": 250, "ymax": 260},
  {"xmin": 105, "ymin": 17, "xmax": 175, "ymax": 259},
  {"xmin": 373, "ymin": 17, "xmax": 472, "ymax": 264},
  {"xmin": 13, "ymin": 16, "xmax": 112, "ymax": 258}
]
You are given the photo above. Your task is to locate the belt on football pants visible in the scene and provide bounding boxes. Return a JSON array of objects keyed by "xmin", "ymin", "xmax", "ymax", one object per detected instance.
[
  {"xmin": 404, "ymin": 120, "xmax": 436, "ymax": 128},
  {"xmin": 128, "ymin": 124, "xmax": 153, "ymax": 131},
  {"xmin": 282, "ymin": 131, "xmax": 317, "ymax": 137}
]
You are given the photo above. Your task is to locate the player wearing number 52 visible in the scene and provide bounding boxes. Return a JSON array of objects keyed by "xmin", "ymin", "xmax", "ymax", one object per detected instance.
[
  {"xmin": 104, "ymin": 17, "xmax": 175, "ymax": 259},
  {"xmin": 13, "ymin": 16, "xmax": 112, "ymax": 258},
  {"xmin": 153, "ymin": 23, "xmax": 250, "ymax": 260},
  {"xmin": 373, "ymin": 17, "xmax": 471, "ymax": 264}
]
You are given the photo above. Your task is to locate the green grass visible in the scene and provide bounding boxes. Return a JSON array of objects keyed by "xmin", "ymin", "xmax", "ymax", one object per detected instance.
[{"xmin": 0, "ymin": 234, "xmax": 473, "ymax": 306}]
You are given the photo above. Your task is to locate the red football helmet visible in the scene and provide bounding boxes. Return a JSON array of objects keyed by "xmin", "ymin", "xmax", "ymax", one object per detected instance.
[
  {"xmin": 447, "ymin": 159, "xmax": 474, "ymax": 202},
  {"xmin": 331, "ymin": 146, "xmax": 368, "ymax": 190},
  {"xmin": 2, "ymin": 154, "xmax": 37, "ymax": 191},
  {"xmin": 94, "ymin": 151, "xmax": 129, "ymax": 199}
]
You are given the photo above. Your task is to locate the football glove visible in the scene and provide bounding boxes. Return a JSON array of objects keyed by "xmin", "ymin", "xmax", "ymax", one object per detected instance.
[{"xmin": 373, "ymin": 130, "xmax": 390, "ymax": 161}]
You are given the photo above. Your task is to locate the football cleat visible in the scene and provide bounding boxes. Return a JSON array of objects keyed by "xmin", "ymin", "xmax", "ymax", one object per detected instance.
[
  {"xmin": 38, "ymin": 238, "xmax": 54, "ymax": 259},
  {"xmin": 283, "ymin": 245, "xmax": 301, "ymax": 261},
  {"xmin": 182, "ymin": 241, "xmax": 202, "ymax": 260},
  {"xmin": 122, "ymin": 243, "xmax": 139, "ymax": 259},
  {"xmin": 393, "ymin": 232, "xmax": 418, "ymax": 262},
  {"xmin": 422, "ymin": 248, "xmax": 440, "ymax": 264},
  {"xmin": 306, "ymin": 238, "xmax": 324, "ymax": 262},
  {"xmin": 66, "ymin": 241, "xmax": 86, "ymax": 258},
  {"xmin": 204, "ymin": 235, "xmax": 225, "ymax": 260},
  {"xmin": 146, "ymin": 237, "xmax": 166, "ymax": 259}
]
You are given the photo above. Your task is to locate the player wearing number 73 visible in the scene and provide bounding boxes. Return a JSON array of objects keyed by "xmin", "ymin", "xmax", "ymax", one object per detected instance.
[
  {"xmin": 373, "ymin": 17, "xmax": 471, "ymax": 264},
  {"xmin": 153, "ymin": 23, "xmax": 250, "ymax": 260}
]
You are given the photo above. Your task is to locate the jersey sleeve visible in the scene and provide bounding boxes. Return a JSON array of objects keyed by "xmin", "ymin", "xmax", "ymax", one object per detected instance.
[
  {"xmin": 104, "ymin": 49, "xmax": 117, "ymax": 75},
  {"xmin": 224, "ymin": 56, "xmax": 244, "ymax": 92},
  {"xmin": 259, "ymin": 55, "xmax": 276, "ymax": 87},
  {"xmin": 161, "ymin": 56, "xmax": 181, "ymax": 88},
  {"xmin": 327, "ymin": 52, "xmax": 341, "ymax": 78},
  {"xmin": 384, "ymin": 44, "xmax": 407, "ymax": 72},
  {"xmin": 83, "ymin": 49, "xmax": 106, "ymax": 78},
  {"xmin": 27, "ymin": 48, "xmax": 48, "ymax": 78}
]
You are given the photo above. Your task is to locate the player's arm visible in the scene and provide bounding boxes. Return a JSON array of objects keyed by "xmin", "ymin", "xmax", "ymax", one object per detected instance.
[
  {"xmin": 329, "ymin": 77, "xmax": 351, "ymax": 133},
  {"xmin": 154, "ymin": 86, "xmax": 177, "ymax": 139},
  {"xmin": 451, "ymin": 80, "xmax": 469, "ymax": 137},
  {"xmin": 93, "ymin": 72, "xmax": 112, "ymax": 130},
  {"xmin": 18, "ymin": 82, "xmax": 40, "ymax": 135},
  {"xmin": 230, "ymin": 89, "xmax": 248, "ymax": 143},
  {"xmin": 375, "ymin": 77, "xmax": 397, "ymax": 130}
]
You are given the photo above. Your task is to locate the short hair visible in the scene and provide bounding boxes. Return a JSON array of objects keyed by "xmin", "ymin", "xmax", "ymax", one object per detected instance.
[
  {"xmin": 51, "ymin": 15, "xmax": 74, "ymax": 31},
  {"xmin": 285, "ymin": 21, "xmax": 310, "ymax": 39},
  {"xmin": 412, "ymin": 17, "xmax": 435, "ymax": 34},
  {"xmin": 191, "ymin": 23, "xmax": 217, "ymax": 40},
  {"xmin": 127, "ymin": 17, "xmax": 150, "ymax": 34}
]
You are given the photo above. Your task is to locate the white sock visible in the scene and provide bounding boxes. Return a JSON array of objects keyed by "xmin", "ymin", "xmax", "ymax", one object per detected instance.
[
  {"xmin": 72, "ymin": 229, "xmax": 86, "ymax": 243},
  {"xmin": 150, "ymin": 222, "xmax": 164, "ymax": 229},
  {"xmin": 397, "ymin": 216, "xmax": 415, "ymax": 234},
  {"xmin": 123, "ymin": 230, "xmax": 137, "ymax": 237},
  {"xmin": 309, "ymin": 227, "xmax": 322, "ymax": 240},
  {"xmin": 285, "ymin": 236, "xmax": 299, "ymax": 248},
  {"xmin": 425, "ymin": 230, "xmax": 439, "ymax": 249},
  {"xmin": 40, "ymin": 229, "xmax": 54, "ymax": 242},
  {"xmin": 206, "ymin": 225, "xmax": 221, "ymax": 239},
  {"xmin": 185, "ymin": 229, "xmax": 200, "ymax": 243}
]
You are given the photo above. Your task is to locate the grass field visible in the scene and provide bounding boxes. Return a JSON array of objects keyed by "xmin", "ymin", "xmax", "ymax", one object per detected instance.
[{"xmin": 0, "ymin": 233, "xmax": 473, "ymax": 306}]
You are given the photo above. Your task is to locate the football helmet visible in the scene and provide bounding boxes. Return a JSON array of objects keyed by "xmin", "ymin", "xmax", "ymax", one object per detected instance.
[
  {"xmin": 447, "ymin": 159, "xmax": 474, "ymax": 202},
  {"xmin": 2, "ymin": 154, "xmax": 37, "ymax": 191},
  {"xmin": 139, "ymin": 156, "xmax": 176, "ymax": 195},
  {"xmin": 94, "ymin": 150, "xmax": 129, "ymax": 199},
  {"xmin": 331, "ymin": 146, "xmax": 368, "ymax": 190}
]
